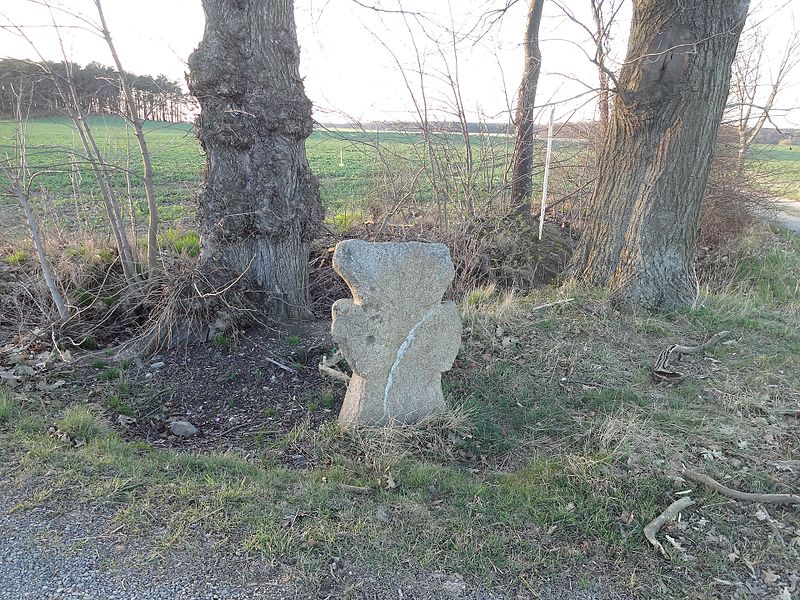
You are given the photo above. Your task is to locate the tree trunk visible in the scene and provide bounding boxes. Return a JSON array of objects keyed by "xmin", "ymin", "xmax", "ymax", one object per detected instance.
[
  {"xmin": 569, "ymin": 0, "xmax": 749, "ymax": 310},
  {"xmin": 188, "ymin": 0, "xmax": 322, "ymax": 319},
  {"xmin": 510, "ymin": 0, "xmax": 545, "ymax": 215}
]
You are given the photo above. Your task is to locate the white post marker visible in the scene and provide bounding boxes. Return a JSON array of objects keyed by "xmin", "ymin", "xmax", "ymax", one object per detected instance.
[{"xmin": 539, "ymin": 107, "xmax": 555, "ymax": 241}]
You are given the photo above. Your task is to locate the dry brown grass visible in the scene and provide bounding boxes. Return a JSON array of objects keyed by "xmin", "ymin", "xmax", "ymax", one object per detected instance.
[{"xmin": 308, "ymin": 214, "xmax": 574, "ymax": 318}]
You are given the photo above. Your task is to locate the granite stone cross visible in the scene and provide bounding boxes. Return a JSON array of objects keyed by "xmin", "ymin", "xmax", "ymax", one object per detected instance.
[{"xmin": 331, "ymin": 240, "xmax": 462, "ymax": 426}]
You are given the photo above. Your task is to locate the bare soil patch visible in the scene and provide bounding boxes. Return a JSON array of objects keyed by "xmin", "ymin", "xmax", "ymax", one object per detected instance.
[{"xmin": 82, "ymin": 320, "xmax": 344, "ymax": 456}]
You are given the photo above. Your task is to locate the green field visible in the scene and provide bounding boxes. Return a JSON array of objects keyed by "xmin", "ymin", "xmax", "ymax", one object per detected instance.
[
  {"xmin": 0, "ymin": 117, "xmax": 590, "ymax": 231},
  {"xmin": 1, "ymin": 117, "xmax": 798, "ymax": 240},
  {"xmin": 749, "ymin": 144, "xmax": 800, "ymax": 200},
  {"xmin": 1, "ymin": 117, "xmax": 385, "ymax": 227}
]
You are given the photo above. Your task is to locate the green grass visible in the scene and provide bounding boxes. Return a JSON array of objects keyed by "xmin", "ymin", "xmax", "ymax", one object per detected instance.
[
  {"xmin": 701, "ymin": 227, "xmax": 800, "ymax": 305},
  {"xmin": 2, "ymin": 250, "xmax": 798, "ymax": 594},
  {"xmin": 750, "ymin": 144, "xmax": 800, "ymax": 200},
  {"xmin": 56, "ymin": 405, "xmax": 109, "ymax": 443},
  {"xmin": 0, "ymin": 389, "xmax": 16, "ymax": 423},
  {"xmin": 160, "ymin": 227, "xmax": 201, "ymax": 257},
  {"xmin": 4, "ymin": 249, "xmax": 27, "ymax": 265},
  {"xmin": 99, "ymin": 367, "xmax": 120, "ymax": 382},
  {"xmin": 0, "ymin": 115, "xmax": 798, "ymax": 592},
  {"xmin": 3, "ymin": 119, "xmax": 796, "ymax": 245},
  {"xmin": 0, "ymin": 117, "xmax": 591, "ymax": 232},
  {"xmin": 105, "ymin": 394, "xmax": 133, "ymax": 417},
  {"xmin": 0, "ymin": 402, "xmax": 673, "ymax": 578}
]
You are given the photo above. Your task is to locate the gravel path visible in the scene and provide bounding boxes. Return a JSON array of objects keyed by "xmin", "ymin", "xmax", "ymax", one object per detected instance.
[
  {"xmin": 0, "ymin": 479, "xmax": 305, "ymax": 600},
  {"xmin": 0, "ymin": 486, "xmax": 641, "ymax": 600},
  {"xmin": 0, "ymin": 504, "xmax": 295, "ymax": 599}
]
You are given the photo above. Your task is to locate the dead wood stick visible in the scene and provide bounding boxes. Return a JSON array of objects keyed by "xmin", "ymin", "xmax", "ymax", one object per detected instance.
[
  {"xmin": 671, "ymin": 331, "xmax": 731, "ymax": 355},
  {"xmin": 684, "ymin": 469, "xmax": 800, "ymax": 506},
  {"xmin": 319, "ymin": 350, "xmax": 350, "ymax": 383},
  {"xmin": 652, "ymin": 331, "xmax": 731, "ymax": 383},
  {"xmin": 265, "ymin": 357, "xmax": 297, "ymax": 374},
  {"xmin": 644, "ymin": 496, "xmax": 695, "ymax": 557},
  {"xmin": 320, "ymin": 364, "xmax": 350, "ymax": 383},
  {"xmin": 530, "ymin": 298, "xmax": 573, "ymax": 313}
]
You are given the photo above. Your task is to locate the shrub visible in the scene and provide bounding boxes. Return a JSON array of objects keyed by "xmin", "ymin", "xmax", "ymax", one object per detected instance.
[{"xmin": 699, "ymin": 130, "xmax": 778, "ymax": 249}]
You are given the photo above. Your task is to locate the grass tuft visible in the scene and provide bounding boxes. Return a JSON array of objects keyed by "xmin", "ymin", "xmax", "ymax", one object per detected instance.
[
  {"xmin": 0, "ymin": 389, "xmax": 17, "ymax": 423},
  {"xmin": 160, "ymin": 228, "xmax": 201, "ymax": 258},
  {"xmin": 57, "ymin": 405, "xmax": 110, "ymax": 443},
  {"xmin": 4, "ymin": 249, "xmax": 27, "ymax": 266}
]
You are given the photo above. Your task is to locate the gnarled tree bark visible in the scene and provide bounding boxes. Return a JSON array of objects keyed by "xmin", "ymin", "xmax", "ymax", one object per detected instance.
[
  {"xmin": 188, "ymin": 0, "xmax": 322, "ymax": 319},
  {"xmin": 569, "ymin": 0, "xmax": 750, "ymax": 310}
]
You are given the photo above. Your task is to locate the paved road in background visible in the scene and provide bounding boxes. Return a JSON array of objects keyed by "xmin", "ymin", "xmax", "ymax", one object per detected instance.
[{"xmin": 777, "ymin": 199, "xmax": 800, "ymax": 234}]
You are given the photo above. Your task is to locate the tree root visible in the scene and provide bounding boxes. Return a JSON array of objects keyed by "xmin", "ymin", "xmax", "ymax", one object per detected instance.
[
  {"xmin": 683, "ymin": 469, "xmax": 800, "ymax": 506},
  {"xmin": 644, "ymin": 496, "xmax": 695, "ymax": 557}
]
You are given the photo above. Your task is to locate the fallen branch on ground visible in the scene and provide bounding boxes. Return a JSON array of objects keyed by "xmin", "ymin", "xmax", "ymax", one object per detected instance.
[
  {"xmin": 644, "ymin": 496, "xmax": 695, "ymax": 557},
  {"xmin": 683, "ymin": 469, "xmax": 800, "ymax": 506},
  {"xmin": 319, "ymin": 349, "xmax": 350, "ymax": 383},
  {"xmin": 265, "ymin": 357, "xmax": 296, "ymax": 374},
  {"xmin": 651, "ymin": 331, "xmax": 730, "ymax": 383},
  {"xmin": 670, "ymin": 331, "xmax": 731, "ymax": 355}
]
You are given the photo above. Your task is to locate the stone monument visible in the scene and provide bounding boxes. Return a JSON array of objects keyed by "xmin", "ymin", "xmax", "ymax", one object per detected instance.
[{"xmin": 331, "ymin": 240, "xmax": 462, "ymax": 426}]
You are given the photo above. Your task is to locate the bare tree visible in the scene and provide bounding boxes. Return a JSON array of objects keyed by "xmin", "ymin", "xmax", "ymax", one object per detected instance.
[
  {"xmin": 94, "ymin": 0, "xmax": 160, "ymax": 271},
  {"xmin": 553, "ymin": 0, "xmax": 623, "ymax": 139},
  {"xmin": 1, "ymin": 79, "xmax": 68, "ymax": 321},
  {"xmin": 509, "ymin": 0, "xmax": 544, "ymax": 214},
  {"xmin": 569, "ymin": 0, "xmax": 750, "ymax": 310},
  {"xmin": 589, "ymin": 0, "xmax": 620, "ymax": 135},
  {"xmin": 188, "ymin": 0, "xmax": 322, "ymax": 319},
  {"xmin": 728, "ymin": 27, "xmax": 800, "ymax": 178},
  {"xmin": 2, "ymin": 8, "xmax": 142, "ymax": 290}
]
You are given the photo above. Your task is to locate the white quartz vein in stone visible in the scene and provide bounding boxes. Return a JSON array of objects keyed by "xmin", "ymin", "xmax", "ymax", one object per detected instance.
[{"xmin": 382, "ymin": 305, "xmax": 439, "ymax": 422}]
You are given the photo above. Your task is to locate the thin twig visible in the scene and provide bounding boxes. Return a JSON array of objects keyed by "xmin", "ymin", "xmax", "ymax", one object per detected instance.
[
  {"xmin": 264, "ymin": 357, "xmax": 297, "ymax": 374},
  {"xmin": 530, "ymin": 298, "xmax": 573, "ymax": 313}
]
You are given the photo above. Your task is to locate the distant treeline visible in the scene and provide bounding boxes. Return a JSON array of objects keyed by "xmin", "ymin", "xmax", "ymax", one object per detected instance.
[
  {"xmin": 323, "ymin": 120, "xmax": 800, "ymax": 145},
  {"xmin": 754, "ymin": 127, "xmax": 800, "ymax": 146},
  {"xmin": 323, "ymin": 121, "xmax": 517, "ymax": 136},
  {"xmin": 0, "ymin": 59, "xmax": 189, "ymax": 122},
  {"xmin": 322, "ymin": 120, "xmax": 611, "ymax": 140}
]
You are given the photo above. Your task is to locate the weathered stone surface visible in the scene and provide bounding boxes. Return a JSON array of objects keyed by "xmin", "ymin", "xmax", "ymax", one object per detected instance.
[
  {"xmin": 169, "ymin": 421, "xmax": 199, "ymax": 437},
  {"xmin": 331, "ymin": 240, "xmax": 462, "ymax": 427}
]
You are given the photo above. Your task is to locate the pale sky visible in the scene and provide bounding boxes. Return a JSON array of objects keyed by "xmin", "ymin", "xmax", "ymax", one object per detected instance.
[{"xmin": 1, "ymin": 0, "xmax": 798, "ymax": 127}]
